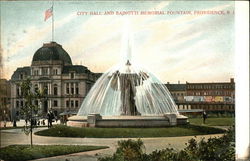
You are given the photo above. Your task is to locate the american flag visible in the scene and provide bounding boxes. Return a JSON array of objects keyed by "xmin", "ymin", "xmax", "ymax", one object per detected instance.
[{"xmin": 44, "ymin": 7, "xmax": 53, "ymax": 21}]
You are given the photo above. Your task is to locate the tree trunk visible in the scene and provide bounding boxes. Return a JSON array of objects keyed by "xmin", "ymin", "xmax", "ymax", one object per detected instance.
[
  {"xmin": 30, "ymin": 105, "xmax": 33, "ymax": 148},
  {"xmin": 30, "ymin": 126, "xmax": 33, "ymax": 147}
]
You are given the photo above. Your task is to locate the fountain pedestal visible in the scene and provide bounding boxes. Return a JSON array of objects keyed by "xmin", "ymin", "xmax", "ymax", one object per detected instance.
[{"xmin": 67, "ymin": 114, "xmax": 188, "ymax": 128}]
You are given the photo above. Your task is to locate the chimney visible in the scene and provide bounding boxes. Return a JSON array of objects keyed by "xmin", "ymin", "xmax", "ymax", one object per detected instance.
[
  {"xmin": 167, "ymin": 82, "xmax": 170, "ymax": 84},
  {"xmin": 230, "ymin": 78, "xmax": 234, "ymax": 83},
  {"xmin": 178, "ymin": 80, "xmax": 180, "ymax": 84}
]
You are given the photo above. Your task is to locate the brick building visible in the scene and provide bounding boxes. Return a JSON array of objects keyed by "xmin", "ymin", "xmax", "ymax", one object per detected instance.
[{"xmin": 166, "ymin": 78, "xmax": 235, "ymax": 114}]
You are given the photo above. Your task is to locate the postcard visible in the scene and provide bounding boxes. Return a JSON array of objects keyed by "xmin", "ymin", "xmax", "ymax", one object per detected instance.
[{"xmin": 0, "ymin": 1, "xmax": 249, "ymax": 161}]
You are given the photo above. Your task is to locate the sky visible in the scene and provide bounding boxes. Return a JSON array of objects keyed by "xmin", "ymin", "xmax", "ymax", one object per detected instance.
[{"xmin": 0, "ymin": 1, "xmax": 235, "ymax": 83}]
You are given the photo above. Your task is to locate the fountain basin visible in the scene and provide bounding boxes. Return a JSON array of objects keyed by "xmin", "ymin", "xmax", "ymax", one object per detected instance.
[{"xmin": 67, "ymin": 114, "xmax": 188, "ymax": 128}]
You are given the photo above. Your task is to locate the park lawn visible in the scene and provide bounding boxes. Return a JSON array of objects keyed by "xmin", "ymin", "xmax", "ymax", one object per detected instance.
[
  {"xmin": 0, "ymin": 145, "xmax": 108, "ymax": 161},
  {"xmin": 35, "ymin": 124, "xmax": 225, "ymax": 138},
  {"xmin": 0, "ymin": 125, "xmax": 47, "ymax": 130},
  {"xmin": 188, "ymin": 117, "xmax": 235, "ymax": 126}
]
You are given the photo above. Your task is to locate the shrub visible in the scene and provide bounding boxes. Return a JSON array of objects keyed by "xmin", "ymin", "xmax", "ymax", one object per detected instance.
[
  {"xmin": 98, "ymin": 126, "xmax": 235, "ymax": 161},
  {"xmin": 99, "ymin": 139, "xmax": 145, "ymax": 161}
]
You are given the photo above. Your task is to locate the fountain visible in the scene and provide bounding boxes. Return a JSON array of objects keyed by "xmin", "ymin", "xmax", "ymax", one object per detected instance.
[{"xmin": 68, "ymin": 22, "xmax": 188, "ymax": 127}]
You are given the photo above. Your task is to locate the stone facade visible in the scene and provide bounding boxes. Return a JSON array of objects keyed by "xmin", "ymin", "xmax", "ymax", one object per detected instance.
[
  {"xmin": 67, "ymin": 114, "xmax": 188, "ymax": 128},
  {"xmin": 10, "ymin": 42, "xmax": 101, "ymax": 119}
]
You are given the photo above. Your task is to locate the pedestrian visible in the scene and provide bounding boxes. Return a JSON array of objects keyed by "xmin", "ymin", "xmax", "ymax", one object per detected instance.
[
  {"xmin": 13, "ymin": 120, "xmax": 17, "ymax": 127},
  {"xmin": 55, "ymin": 116, "xmax": 58, "ymax": 123},
  {"xmin": 4, "ymin": 120, "xmax": 6, "ymax": 128},
  {"xmin": 202, "ymin": 111, "xmax": 207, "ymax": 124},
  {"xmin": 47, "ymin": 111, "xmax": 52, "ymax": 128}
]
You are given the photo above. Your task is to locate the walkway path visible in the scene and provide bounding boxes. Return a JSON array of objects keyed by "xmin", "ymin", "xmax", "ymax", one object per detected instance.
[{"xmin": 1, "ymin": 127, "xmax": 224, "ymax": 161}]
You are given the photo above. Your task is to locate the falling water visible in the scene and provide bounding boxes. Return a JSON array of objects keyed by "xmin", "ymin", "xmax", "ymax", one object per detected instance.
[{"xmin": 77, "ymin": 21, "xmax": 179, "ymax": 116}]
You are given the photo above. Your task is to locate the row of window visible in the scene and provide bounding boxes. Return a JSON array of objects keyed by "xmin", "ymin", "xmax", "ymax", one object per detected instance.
[
  {"xmin": 187, "ymin": 84, "xmax": 234, "ymax": 90},
  {"xmin": 66, "ymin": 82, "xmax": 79, "ymax": 95},
  {"xmin": 32, "ymin": 68, "xmax": 59, "ymax": 76},
  {"xmin": 171, "ymin": 91, "xmax": 234, "ymax": 97},
  {"xmin": 65, "ymin": 100, "xmax": 79, "ymax": 108},
  {"xmin": 17, "ymin": 82, "xmax": 81, "ymax": 96},
  {"xmin": 176, "ymin": 104, "xmax": 235, "ymax": 110},
  {"xmin": 187, "ymin": 91, "xmax": 234, "ymax": 96},
  {"xmin": 190, "ymin": 104, "xmax": 235, "ymax": 110},
  {"xmin": 31, "ymin": 68, "xmax": 77, "ymax": 78},
  {"xmin": 172, "ymin": 93, "xmax": 185, "ymax": 96},
  {"xmin": 16, "ymin": 100, "xmax": 80, "ymax": 108}
]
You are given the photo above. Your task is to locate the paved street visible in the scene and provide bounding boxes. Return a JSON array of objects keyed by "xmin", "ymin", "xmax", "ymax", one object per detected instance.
[{"xmin": 0, "ymin": 126, "xmax": 224, "ymax": 161}]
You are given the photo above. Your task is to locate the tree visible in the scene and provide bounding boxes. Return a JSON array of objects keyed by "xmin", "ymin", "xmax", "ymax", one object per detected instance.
[{"xmin": 20, "ymin": 78, "xmax": 44, "ymax": 147}]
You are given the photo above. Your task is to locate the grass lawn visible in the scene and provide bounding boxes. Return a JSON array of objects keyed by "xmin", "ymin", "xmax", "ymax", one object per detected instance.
[
  {"xmin": 189, "ymin": 117, "xmax": 235, "ymax": 126},
  {"xmin": 0, "ymin": 145, "xmax": 108, "ymax": 161},
  {"xmin": 35, "ymin": 124, "xmax": 225, "ymax": 138},
  {"xmin": 0, "ymin": 125, "xmax": 47, "ymax": 130}
]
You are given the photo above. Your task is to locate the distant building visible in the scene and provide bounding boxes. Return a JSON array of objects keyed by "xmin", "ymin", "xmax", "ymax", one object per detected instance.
[
  {"xmin": 0, "ymin": 79, "xmax": 11, "ymax": 121},
  {"xmin": 165, "ymin": 83, "xmax": 186, "ymax": 103},
  {"xmin": 166, "ymin": 78, "xmax": 235, "ymax": 114},
  {"xmin": 10, "ymin": 42, "xmax": 101, "ymax": 120}
]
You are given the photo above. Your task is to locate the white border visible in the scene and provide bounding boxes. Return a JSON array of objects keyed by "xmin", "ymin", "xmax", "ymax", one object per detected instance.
[{"xmin": 235, "ymin": 1, "xmax": 249, "ymax": 160}]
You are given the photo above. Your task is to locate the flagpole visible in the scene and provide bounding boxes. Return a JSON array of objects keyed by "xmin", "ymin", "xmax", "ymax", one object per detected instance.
[{"xmin": 52, "ymin": 0, "xmax": 54, "ymax": 42}]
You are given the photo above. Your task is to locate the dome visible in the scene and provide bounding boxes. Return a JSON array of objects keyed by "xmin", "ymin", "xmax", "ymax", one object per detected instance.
[{"xmin": 32, "ymin": 42, "xmax": 72, "ymax": 65}]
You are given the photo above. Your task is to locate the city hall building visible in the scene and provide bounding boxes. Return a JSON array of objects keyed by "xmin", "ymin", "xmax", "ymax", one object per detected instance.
[{"xmin": 10, "ymin": 42, "xmax": 101, "ymax": 119}]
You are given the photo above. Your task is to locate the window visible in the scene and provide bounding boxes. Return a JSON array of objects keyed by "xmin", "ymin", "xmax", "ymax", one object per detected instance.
[
  {"xmin": 66, "ymin": 100, "xmax": 69, "ymax": 107},
  {"xmin": 16, "ymin": 87, "xmax": 20, "ymax": 96},
  {"xmin": 75, "ymin": 100, "xmax": 79, "ymax": 107},
  {"xmin": 76, "ymin": 83, "xmax": 79, "ymax": 95},
  {"xmin": 54, "ymin": 84, "xmax": 58, "ymax": 95},
  {"xmin": 54, "ymin": 100, "xmax": 58, "ymax": 107},
  {"xmin": 42, "ymin": 68, "xmax": 48, "ymax": 75},
  {"xmin": 20, "ymin": 74, "xmax": 23, "ymax": 80},
  {"xmin": 70, "ymin": 73, "xmax": 75, "ymax": 79},
  {"xmin": 20, "ymin": 101, "xmax": 23, "ymax": 107},
  {"xmin": 44, "ymin": 85, "xmax": 48, "ymax": 95},
  {"xmin": 66, "ymin": 83, "xmax": 69, "ymax": 94},
  {"xmin": 71, "ymin": 83, "xmax": 74, "ymax": 94},
  {"xmin": 53, "ymin": 69, "xmax": 58, "ymax": 75},
  {"xmin": 71, "ymin": 100, "xmax": 74, "ymax": 107},
  {"xmin": 34, "ymin": 70, "xmax": 38, "ymax": 75},
  {"xmin": 16, "ymin": 101, "xmax": 19, "ymax": 108}
]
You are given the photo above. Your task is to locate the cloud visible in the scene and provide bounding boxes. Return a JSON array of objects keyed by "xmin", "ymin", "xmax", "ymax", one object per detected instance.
[
  {"xmin": 2, "ymin": 13, "xmax": 76, "ymax": 60},
  {"xmin": 2, "ymin": 13, "xmax": 77, "ymax": 79},
  {"xmin": 1, "ymin": 1, "xmax": 234, "ymax": 83}
]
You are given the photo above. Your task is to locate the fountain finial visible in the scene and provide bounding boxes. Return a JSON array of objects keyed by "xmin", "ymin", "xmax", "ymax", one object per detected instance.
[{"xmin": 126, "ymin": 60, "xmax": 131, "ymax": 66}]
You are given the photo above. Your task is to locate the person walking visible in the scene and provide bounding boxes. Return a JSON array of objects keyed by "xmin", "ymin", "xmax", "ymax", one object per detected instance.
[
  {"xmin": 47, "ymin": 111, "xmax": 52, "ymax": 128},
  {"xmin": 202, "ymin": 110, "xmax": 207, "ymax": 124}
]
